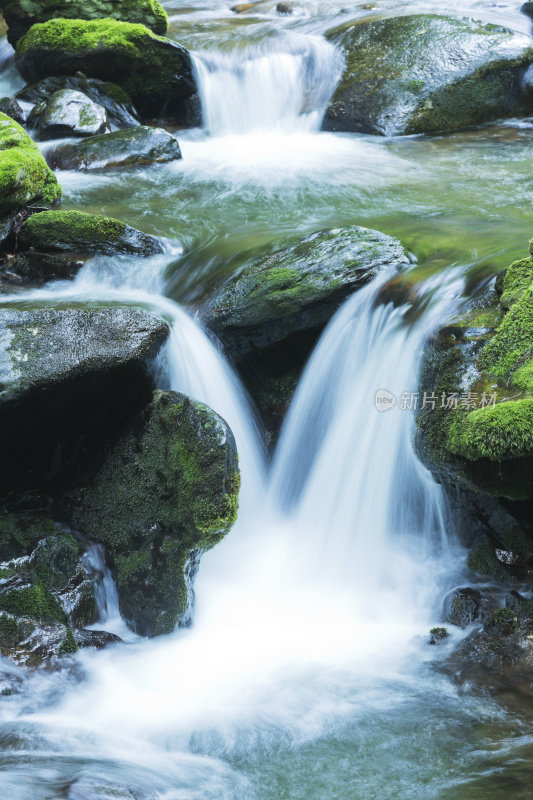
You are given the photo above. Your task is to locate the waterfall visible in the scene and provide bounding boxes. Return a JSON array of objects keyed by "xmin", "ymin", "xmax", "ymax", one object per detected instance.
[
  {"xmin": 192, "ymin": 35, "xmax": 343, "ymax": 135},
  {"xmin": 269, "ymin": 272, "xmax": 464, "ymax": 615}
]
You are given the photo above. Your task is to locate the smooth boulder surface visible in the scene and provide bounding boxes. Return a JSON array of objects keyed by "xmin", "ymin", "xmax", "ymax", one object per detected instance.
[
  {"xmin": 323, "ymin": 14, "xmax": 533, "ymax": 135},
  {"xmin": 1, "ymin": 0, "xmax": 168, "ymax": 46},
  {"xmin": 0, "ymin": 111, "xmax": 61, "ymax": 212},
  {"xmin": 15, "ymin": 18, "xmax": 198, "ymax": 121},
  {"xmin": 19, "ymin": 210, "xmax": 163, "ymax": 257},
  {"xmin": 0, "ymin": 307, "xmax": 169, "ymax": 488},
  {"xmin": 68, "ymin": 390, "xmax": 241, "ymax": 636},
  {"xmin": 204, "ymin": 226, "xmax": 409, "ymax": 358},
  {"xmin": 30, "ymin": 89, "xmax": 109, "ymax": 140},
  {"xmin": 17, "ymin": 75, "xmax": 140, "ymax": 130},
  {"xmin": 46, "ymin": 125, "xmax": 182, "ymax": 171}
]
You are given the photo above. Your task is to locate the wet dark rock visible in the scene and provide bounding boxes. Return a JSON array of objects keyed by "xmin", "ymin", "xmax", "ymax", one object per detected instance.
[
  {"xmin": 29, "ymin": 89, "xmax": 109, "ymax": 140},
  {"xmin": 0, "ymin": 307, "xmax": 169, "ymax": 489},
  {"xmin": 67, "ymin": 390, "xmax": 240, "ymax": 636},
  {"xmin": 46, "ymin": 126, "xmax": 182, "ymax": 171},
  {"xmin": 444, "ymin": 587, "xmax": 482, "ymax": 628},
  {"xmin": 2, "ymin": 0, "xmax": 168, "ymax": 47},
  {"xmin": 447, "ymin": 592, "xmax": 533, "ymax": 685},
  {"xmin": 522, "ymin": 1, "xmax": 533, "ymax": 19},
  {"xmin": 276, "ymin": 2, "xmax": 305, "ymax": 15},
  {"xmin": 15, "ymin": 18, "xmax": 198, "ymax": 123},
  {"xmin": 204, "ymin": 226, "xmax": 408, "ymax": 360},
  {"xmin": 323, "ymin": 15, "xmax": 533, "ymax": 135},
  {"xmin": 17, "ymin": 75, "xmax": 140, "ymax": 131},
  {"xmin": 3, "ymin": 250, "xmax": 87, "ymax": 284},
  {"xmin": 19, "ymin": 210, "xmax": 163, "ymax": 257},
  {"xmin": 0, "ymin": 96, "xmax": 24, "ymax": 124}
]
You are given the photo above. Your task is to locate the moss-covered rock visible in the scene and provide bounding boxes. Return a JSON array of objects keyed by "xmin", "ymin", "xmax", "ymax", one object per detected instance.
[
  {"xmin": 0, "ymin": 111, "xmax": 61, "ymax": 212},
  {"xmin": 205, "ymin": 226, "xmax": 408, "ymax": 360},
  {"xmin": 17, "ymin": 75, "xmax": 140, "ymax": 131},
  {"xmin": 2, "ymin": 0, "xmax": 168, "ymax": 46},
  {"xmin": 46, "ymin": 126, "xmax": 182, "ymax": 171},
  {"xmin": 15, "ymin": 18, "xmax": 198, "ymax": 122},
  {"xmin": 67, "ymin": 390, "xmax": 240, "ymax": 636},
  {"xmin": 0, "ymin": 514, "xmax": 117, "ymax": 666},
  {"xmin": 19, "ymin": 209, "xmax": 163, "ymax": 257},
  {"xmin": 0, "ymin": 307, "xmax": 169, "ymax": 489},
  {"xmin": 323, "ymin": 14, "xmax": 533, "ymax": 135},
  {"xmin": 29, "ymin": 89, "xmax": 109, "ymax": 140}
]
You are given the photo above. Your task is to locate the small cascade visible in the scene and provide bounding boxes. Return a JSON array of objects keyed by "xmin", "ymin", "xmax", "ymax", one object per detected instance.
[
  {"xmin": 270, "ymin": 269, "xmax": 465, "ymax": 614},
  {"xmin": 192, "ymin": 35, "xmax": 343, "ymax": 135}
]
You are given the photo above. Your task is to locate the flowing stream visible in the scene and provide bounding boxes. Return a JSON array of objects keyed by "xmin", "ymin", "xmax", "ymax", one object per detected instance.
[{"xmin": 2, "ymin": 0, "xmax": 533, "ymax": 796}]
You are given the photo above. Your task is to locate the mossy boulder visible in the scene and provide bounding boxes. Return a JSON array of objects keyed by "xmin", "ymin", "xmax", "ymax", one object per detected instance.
[
  {"xmin": 15, "ymin": 18, "xmax": 198, "ymax": 122},
  {"xmin": 415, "ymin": 249, "xmax": 533, "ymax": 581},
  {"xmin": 46, "ymin": 125, "xmax": 182, "ymax": 171},
  {"xmin": 204, "ymin": 226, "xmax": 408, "ymax": 360},
  {"xmin": 18, "ymin": 75, "xmax": 140, "ymax": 130},
  {"xmin": 2, "ymin": 0, "xmax": 168, "ymax": 46},
  {"xmin": 67, "ymin": 390, "xmax": 240, "ymax": 636},
  {"xmin": 19, "ymin": 209, "xmax": 163, "ymax": 257},
  {"xmin": 29, "ymin": 89, "xmax": 109, "ymax": 140},
  {"xmin": 0, "ymin": 307, "xmax": 169, "ymax": 489},
  {"xmin": 0, "ymin": 111, "xmax": 61, "ymax": 213},
  {"xmin": 323, "ymin": 14, "xmax": 533, "ymax": 135}
]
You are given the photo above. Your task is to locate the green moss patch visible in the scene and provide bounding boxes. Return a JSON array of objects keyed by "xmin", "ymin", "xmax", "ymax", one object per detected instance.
[{"xmin": 0, "ymin": 112, "xmax": 61, "ymax": 212}]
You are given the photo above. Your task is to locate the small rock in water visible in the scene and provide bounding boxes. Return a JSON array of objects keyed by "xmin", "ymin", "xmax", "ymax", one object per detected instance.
[
  {"xmin": 276, "ymin": 2, "xmax": 306, "ymax": 15},
  {"xmin": 29, "ymin": 89, "xmax": 109, "ymax": 140},
  {"xmin": 429, "ymin": 626, "xmax": 449, "ymax": 644},
  {"xmin": 444, "ymin": 588, "xmax": 481, "ymax": 628},
  {"xmin": 0, "ymin": 96, "xmax": 25, "ymax": 125}
]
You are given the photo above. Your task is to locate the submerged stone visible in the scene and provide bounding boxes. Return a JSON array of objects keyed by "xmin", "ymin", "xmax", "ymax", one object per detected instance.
[{"xmin": 323, "ymin": 14, "xmax": 533, "ymax": 135}]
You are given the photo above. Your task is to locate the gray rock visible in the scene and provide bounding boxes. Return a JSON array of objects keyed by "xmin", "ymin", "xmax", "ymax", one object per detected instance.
[
  {"xmin": 204, "ymin": 226, "xmax": 408, "ymax": 359},
  {"xmin": 323, "ymin": 14, "xmax": 533, "ymax": 135},
  {"xmin": 444, "ymin": 587, "xmax": 482, "ymax": 628},
  {"xmin": 46, "ymin": 126, "xmax": 182, "ymax": 171},
  {"xmin": 30, "ymin": 89, "xmax": 109, "ymax": 140},
  {"xmin": 17, "ymin": 75, "xmax": 140, "ymax": 131},
  {"xmin": 0, "ymin": 96, "xmax": 25, "ymax": 125},
  {"xmin": 0, "ymin": 307, "xmax": 169, "ymax": 488}
]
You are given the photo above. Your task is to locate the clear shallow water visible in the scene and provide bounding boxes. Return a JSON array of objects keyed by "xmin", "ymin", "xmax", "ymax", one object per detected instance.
[{"xmin": 1, "ymin": 0, "xmax": 533, "ymax": 796}]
